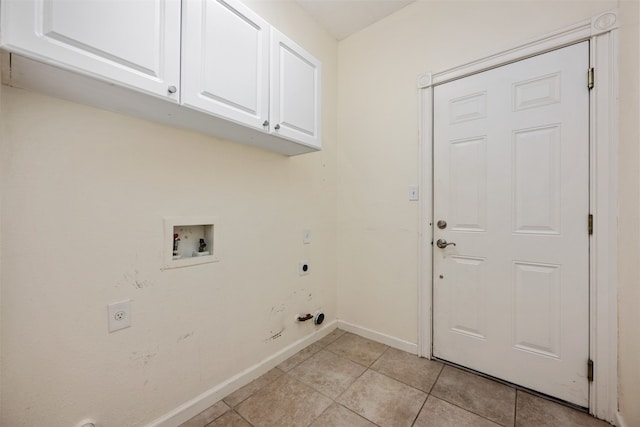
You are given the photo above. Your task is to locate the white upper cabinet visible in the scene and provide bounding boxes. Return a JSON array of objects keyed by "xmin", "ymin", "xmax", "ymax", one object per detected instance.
[
  {"xmin": 181, "ymin": 0, "xmax": 270, "ymax": 130},
  {"xmin": 181, "ymin": 0, "xmax": 321, "ymax": 148},
  {"xmin": 270, "ymin": 29, "xmax": 322, "ymax": 149},
  {"xmin": 0, "ymin": 0, "xmax": 181, "ymax": 101},
  {"xmin": 1, "ymin": 0, "xmax": 322, "ymax": 154}
]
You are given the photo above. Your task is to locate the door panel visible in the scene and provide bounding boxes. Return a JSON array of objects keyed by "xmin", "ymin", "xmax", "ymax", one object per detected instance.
[
  {"xmin": 433, "ymin": 42, "xmax": 590, "ymax": 407},
  {"xmin": 449, "ymin": 255, "xmax": 487, "ymax": 339},
  {"xmin": 449, "ymin": 136, "xmax": 487, "ymax": 232},
  {"xmin": 512, "ymin": 124, "xmax": 562, "ymax": 234},
  {"xmin": 512, "ymin": 261, "xmax": 561, "ymax": 358}
]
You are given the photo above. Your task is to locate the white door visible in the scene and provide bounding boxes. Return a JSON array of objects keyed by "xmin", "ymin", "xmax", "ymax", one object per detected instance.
[
  {"xmin": 181, "ymin": 0, "xmax": 270, "ymax": 130},
  {"xmin": 1, "ymin": 0, "xmax": 181, "ymax": 101},
  {"xmin": 433, "ymin": 42, "xmax": 590, "ymax": 407},
  {"xmin": 270, "ymin": 28, "xmax": 322, "ymax": 149}
]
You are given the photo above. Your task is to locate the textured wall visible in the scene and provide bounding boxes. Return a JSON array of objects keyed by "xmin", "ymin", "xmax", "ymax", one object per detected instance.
[
  {"xmin": 617, "ymin": 1, "xmax": 640, "ymax": 426},
  {"xmin": 2, "ymin": 0, "xmax": 638, "ymax": 426},
  {"xmin": 336, "ymin": 0, "xmax": 616, "ymax": 344},
  {"xmin": 0, "ymin": 1, "xmax": 338, "ymax": 425},
  {"xmin": 337, "ymin": 1, "xmax": 639, "ymax": 425}
]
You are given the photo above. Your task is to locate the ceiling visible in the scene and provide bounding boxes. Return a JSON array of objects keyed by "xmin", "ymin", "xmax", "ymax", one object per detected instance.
[{"xmin": 295, "ymin": 0, "xmax": 416, "ymax": 40}]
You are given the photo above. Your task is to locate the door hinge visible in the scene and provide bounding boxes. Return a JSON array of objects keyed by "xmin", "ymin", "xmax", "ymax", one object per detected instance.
[
  {"xmin": 588, "ymin": 68, "xmax": 595, "ymax": 90},
  {"xmin": 588, "ymin": 359, "xmax": 594, "ymax": 382},
  {"xmin": 588, "ymin": 214, "xmax": 593, "ymax": 235}
]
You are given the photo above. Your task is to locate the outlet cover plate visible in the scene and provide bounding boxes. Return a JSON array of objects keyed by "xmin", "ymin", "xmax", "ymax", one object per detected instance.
[{"xmin": 108, "ymin": 300, "xmax": 131, "ymax": 332}]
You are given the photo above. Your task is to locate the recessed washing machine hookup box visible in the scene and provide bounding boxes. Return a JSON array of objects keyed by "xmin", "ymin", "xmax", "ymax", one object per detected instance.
[{"xmin": 163, "ymin": 217, "xmax": 218, "ymax": 269}]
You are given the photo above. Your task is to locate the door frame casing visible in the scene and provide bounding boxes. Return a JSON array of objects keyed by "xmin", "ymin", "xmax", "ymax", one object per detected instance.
[{"xmin": 417, "ymin": 9, "xmax": 619, "ymax": 423}]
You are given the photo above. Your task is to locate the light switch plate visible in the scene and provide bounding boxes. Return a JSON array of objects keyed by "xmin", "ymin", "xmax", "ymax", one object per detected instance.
[{"xmin": 409, "ymin": 185, "xmax": 419, "ymax": 201}]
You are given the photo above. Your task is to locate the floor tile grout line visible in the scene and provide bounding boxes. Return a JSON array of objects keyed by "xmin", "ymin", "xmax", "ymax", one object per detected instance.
[
  {"xmin": 308, "ymin": 399, "xmax": 335, "ymax": 426},
  {"xmin": 287, "ymin": 346, "xmax": 371, "ymax": 402},
  {"xmin": 315, "ymin": 328, "xmax": 346, "ymax": 348},
  {"xmin": 438, "ymin": 358, "xmax": 591, "ymax": 415},
  {"xmin": 323, "ymin": 341, "xmax": 392, "ymax": 402},
  {"xmin": 290, "ymin": 368, "xmax": 355, "ymax": 403},
  {"xmin": 322, "ymin": 346, "xmax": 385, "ymax": 370},
  {"xmin": 286, "ymin": 334, "xmax": 440, "ymax": 421},
  {"xmin": 308, "ymin": 400, "xmax": 383, "ymax": 427},
  {"xmin": 316, "ymin": 343, "xmax": 396, "ymax": 427},
  {"xmin": 336, "ymin": 402, "xmax": 384, "ymax": 427},
  {"xmin": 331, "ymin": 351, "xmax": 432, "ymax": 427},
  {"xmin": 203, "ymin": 336, "xmax": 466, "ymax": 426},
  {"xmin": 427, "ymin": 393, "xmax": 510, "ymax": 426},
  {"xmin": 513, "ymin": 388, "xmax": 518, "ymax": 427},
  {"xmin": 430, "ymin": 367, "xmax": 503, "ymax": 426},
  {"xmin": 278, "ymin": 347, "xmax": 320, "ymax": 373},
  {"xmin": 426, "ymin": 362, "xmax": 445, "ymax": 395},
  {"xmin": 409, "ymin": 392, "xmax": 429, "ymax": 427},
  {"xmin": 222, "ymin": 368, "xmax": 286, "ymax": 410},
  {"xmin": 365, "ymin": 348, "xmax": 445, "ymax": 395},
  {"xmin": 368, "ymin": 365, "xmax": 433, "ymax": 396},
  {"xmin": 187, "ymin": 329, "xmax": 603, "ymax": 427},
  {"xmin": 370, "ymin": 344, "xmax": 391, "ymax": 366},
  {"xmin": 281, "ymin": 330, "xmax": 341, "ymax": 369},
  {"xmin": 280, "ymin": 328, "xmax": 345, "ymax": 373},
  {"xmin": 430, "ymin": 365, "xmax": 517, "ymax": 426},
  {"xmin": 325, "ymin": 375, "xmax": 385, "ymax": 427},
  {"xmin": 232, "ymin": 408, "xmax": 254, "ymax": 427},
  {"xmin": 322, "ymin": 346, "xmax": 365, "ymax": 368},
  {"xmin": 330, "ymin": 359, "xmax": 370, "ymax": 403}
]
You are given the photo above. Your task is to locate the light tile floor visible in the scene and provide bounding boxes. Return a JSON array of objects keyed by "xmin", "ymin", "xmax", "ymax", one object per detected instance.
[{"xmin": 180, "ymin": 329, "xmax": 611, "ymax": 427}]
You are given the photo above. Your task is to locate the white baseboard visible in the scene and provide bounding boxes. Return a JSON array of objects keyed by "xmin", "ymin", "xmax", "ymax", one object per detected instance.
[
  {"xmin": 146, "ymin": 320, "xmax": 339, "ymax": 427},
  {"xmin": 616, "ymin": 411, "xmax": 628, "ymax": 427},
  {"xmin": 336, "ymin": 320, "xmax": 418, "ymax": 354}
]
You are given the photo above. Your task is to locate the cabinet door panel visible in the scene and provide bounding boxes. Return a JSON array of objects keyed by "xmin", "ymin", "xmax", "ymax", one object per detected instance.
[
  {"xmin": 181, "ymin": 0, "xmax": 269, "ymax": 130},
  {"xmin": 270, "ymin": 28, "xmax": 321, "ymax": 148},
  {"xmin": 1, "ymin": 0, "xmax": 181, "ymax": 100}
]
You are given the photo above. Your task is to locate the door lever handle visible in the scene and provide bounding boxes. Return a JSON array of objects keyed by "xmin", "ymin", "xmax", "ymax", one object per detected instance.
[{"xmin": 436, "ymin": 239, "xmax": 456, "ymax": 249}]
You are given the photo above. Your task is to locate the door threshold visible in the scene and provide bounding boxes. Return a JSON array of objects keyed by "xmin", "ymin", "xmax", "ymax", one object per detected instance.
[{"xmin": 432, "ymin": 357, "xmax": 589, "ymax": 413}]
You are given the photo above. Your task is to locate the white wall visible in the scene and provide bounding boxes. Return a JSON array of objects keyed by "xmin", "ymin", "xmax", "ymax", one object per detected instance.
[
  {"xmin": 0, "ymin": 53, "xmax": 4, "ymax": 424},
  {"xmin": 2, "ymin": 0, "xmax": 638, "ymax": 426},
  {"xmin": 617, "ymin": 1, "xmax": 640, "ymax": 425},
  {"xmin": 0, "ymin": 2, "xmax": 337, "ymax": 426},
  {"xmin": 336, "ymin": 0, "xmax": 616, "ymax": 344},
  {"xmin": 337, "ymin": 1, "xmax": 639, "ymax": 425}
]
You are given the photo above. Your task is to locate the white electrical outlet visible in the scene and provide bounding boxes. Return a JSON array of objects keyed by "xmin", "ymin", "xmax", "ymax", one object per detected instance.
[
  {"xmin": 108, "ymin": 300, "xmax": 131, "ymax": 332},
  {"xmin": 303, "ymin": 229, "xmax": 311, "ymax": 244}
]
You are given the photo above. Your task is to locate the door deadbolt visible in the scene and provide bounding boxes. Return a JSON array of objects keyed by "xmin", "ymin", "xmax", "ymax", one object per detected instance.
[
  {"xmin": 437, "ymin": 220, "xmax": 447, "ymax": 229},
  {"xmin": 436, "ymin": 239, "xmax": 456, "ymax": 249}
]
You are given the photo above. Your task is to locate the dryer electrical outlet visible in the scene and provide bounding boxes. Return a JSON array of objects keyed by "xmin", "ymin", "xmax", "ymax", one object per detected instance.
[{"xmin": 299, "ymin": 261, "xmax": 310, "ymax": 276}]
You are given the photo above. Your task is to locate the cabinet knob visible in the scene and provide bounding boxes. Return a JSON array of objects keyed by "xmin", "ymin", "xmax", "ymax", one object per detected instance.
[
  {"xmin": 263, "ymin": 120, "xmax": 269, "ymax": 127},
  {"xmin": 274, "ymin": 124, "xmax": 281, "ymax": 130},
  {"xmin": 167, "ymin": 85, "xmax": 177, "ymax": 94}
]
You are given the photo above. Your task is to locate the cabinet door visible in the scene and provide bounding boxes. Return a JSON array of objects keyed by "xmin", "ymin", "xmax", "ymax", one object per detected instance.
[
  {"xmin": 0, "ymin": 0, "xmax": 181, "ymax": 101},
  {"xmin": 270, "ymin": 29, "xmax": 322, "ymax": 148},
  {"xmin": 181, "ymin": 0, "xmax": 270, "ymax": 130}
]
